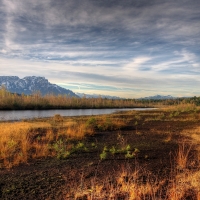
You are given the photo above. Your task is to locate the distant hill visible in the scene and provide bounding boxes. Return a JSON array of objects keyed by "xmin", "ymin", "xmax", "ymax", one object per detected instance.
[
  {"xmin": 0, "ymin": 76, "xmax": 78, "ymax": 97},
  {"xmin": 139, "ymin": 95, "xmax": 176, "ymax": 100},
  {"xmin": 76, "ymin": 92, "xmax": 122, "ymax": 99}
]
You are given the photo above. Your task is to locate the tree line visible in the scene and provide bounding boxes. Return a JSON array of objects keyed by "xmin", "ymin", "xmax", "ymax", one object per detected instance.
[{"xmin": 0, "ymin": 87, "xmax": 199, "ymax": 110}]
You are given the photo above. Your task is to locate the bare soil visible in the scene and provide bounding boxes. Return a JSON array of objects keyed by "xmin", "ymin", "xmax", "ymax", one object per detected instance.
[{"xmin": 0, "ymin": 110, "xmax": 199, "ymax": 199}]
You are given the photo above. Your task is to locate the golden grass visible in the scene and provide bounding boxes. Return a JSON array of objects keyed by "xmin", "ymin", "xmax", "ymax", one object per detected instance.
[
  {"xmin": 0, "ymin": 114, "xmax": 127, "ymax": 168},
  {"xmin": 0, "ymin": 87, "xmax": 159, "ymax": 110},
  {"xmin": 180, "ymin": 126, "xmax": 200, "ymax": 163},
  {"xmin": 69, "ymin": 159, "xmax": 200, "ymax": 200},
  {"xmin": 181, "ymin": 126, "xmax": 200, "ymax": 143},
  {"xmin": 68, "ymin": 110, "xmax": 200, "ymax": 199},
  {"xmin": 0, "ymin": 122, "xmax": 30, "ymax": 166},
  {"xmin": 0, "ymin": 119, "xmax": 94, "ymax": 168},
  {"xmin": 1, "ymin": 108, "xmax": 200, "ymax": 199},
  {"xmin": 176, "ymin": 141, "xmax": 193, "ymax": 170},
  {"xmin": 71, "ymin": 168, "xmax": 161, "ymax": 200},
  {"xmin": 67, "ymin": 153, "xmax": 200, "ymax": 200},
  {"xmin": 161, "ymin": 103, "xmax": 198, "ymax": 112},
  {"xmin": 167, "ymin": 169, "xmax": 200, "ymax": 200}
]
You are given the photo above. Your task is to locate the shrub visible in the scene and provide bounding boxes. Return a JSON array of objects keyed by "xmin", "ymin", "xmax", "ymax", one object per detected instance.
[
  {"xmin": 85, "ymin": 117, "xmax": 97, "ymax": 131},
  {"xmin": 100, "ymin": 146, "xmax": 108, "ymax": 160},
  {"xmin": 52, "ymin": 139, "xmax": 70, "ymax": 159},
  {"xmin": 52, "ymin": 114, "xmax": 64, "ymax": 126}
]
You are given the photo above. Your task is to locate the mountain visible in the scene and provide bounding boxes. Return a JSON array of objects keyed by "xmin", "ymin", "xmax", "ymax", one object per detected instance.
[
  {"xmin": 76, "ymin": 92, "xmax": 122, "ymax": 99},
  {"xmin": 139, "ymin": 95, "xmax": 176, "ymax": 100},
  {"xmin": 0, "ymin": 76, "xmax": 78, "ymax": 97}
]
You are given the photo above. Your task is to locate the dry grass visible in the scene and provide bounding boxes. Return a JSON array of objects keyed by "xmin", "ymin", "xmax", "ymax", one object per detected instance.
[
  {"xmin": 1, "ymin": 107, "xmax": 200, "ymax": 199},
  {"xmin": 161, "ymin": 103, "xmax": 198, "ymax": 112},
  {"xmin": 175, "ymin": 141, "xmax": 193, "ymax": 170},
  {"xmin": 0, "ymin": 115, "xmax": 127, "ymax": 168},
  {"xmin": 68, "ymin": 157, "xmax": 200, "ymax": 200},
  {"xmin": 66, "ymin": 162, "xmax": 200, "ymax": 199},
  {"xmin": 67, "ymin": 120, "xmax": 200, "ymax": 199},
  {"xmin": 0, "ymin": 122, "xmax": 35, "ymax": 168},
  {"xmin": 181, "ymin": 126, "xmax": 200, "ymax": 143},
  {"xmin": 0, "ymin": 119, "xmax": 94, "ymax": 168},
  {"xmin": 0, "ymin": 87, "xmax": 156, "ymax": 110},
  {"xmin": 68, "ymin": 167, "xmax": 163, "ymax": 200},
  {"xmin": 181, "ymin": 126, "xmax": 200, "ymax": 163},
  {"xmin": 167, "ymin": 170, "xmax": 200, "ymax": 200}
]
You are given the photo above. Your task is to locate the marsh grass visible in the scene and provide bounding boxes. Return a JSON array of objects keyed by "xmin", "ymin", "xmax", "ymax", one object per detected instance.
[
  {"xmin": 0, "ymin": 87, "xmax": 153, "ymax": 110},
  {"xmin": 1, "ymin": 87, "xmax": 200, "ymax": 111},
  {"xmin": 175, "ymin": 141, "xmax": 193, "ymax": 170},
  {"xmin": 0, "ymin": 119, "xmax": 92, "ymax": 168},
  {"xmin": 0, "ymin": 114, "xmax": 127, "ymax": 168},
  {"xmin": 67, "ymin": 108, "xmax": 200, "ymax": 199},
  {"xmin": 1, "ymin": 106, "xmax": 200, "ymax": 199},
  {"xmin": 67, "ymin": 142, "xmax": 200, "ymax": 200}
]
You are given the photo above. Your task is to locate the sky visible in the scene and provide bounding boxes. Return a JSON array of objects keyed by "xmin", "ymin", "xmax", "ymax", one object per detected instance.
[{"xmin": 0, "ymin": 0, "xmax": 200, "ymax": 98}]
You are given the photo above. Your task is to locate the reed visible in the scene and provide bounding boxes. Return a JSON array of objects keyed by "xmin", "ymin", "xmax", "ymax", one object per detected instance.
[
  {"xmin": 1, "ymin": 87, "xmax": 199, "ymax": 110},
  {"xmin": 0, "ymin": 119, "xmax": 94, "ymax": 168},
  {"xmin": 68, "ymin": 141, "xmax": 200, "ymax": 200}
]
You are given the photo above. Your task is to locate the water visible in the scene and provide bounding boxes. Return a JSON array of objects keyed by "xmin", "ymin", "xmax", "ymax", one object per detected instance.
[{"xmin": 0, "ymin": 108, "xmax": 155, "ymax": 121}]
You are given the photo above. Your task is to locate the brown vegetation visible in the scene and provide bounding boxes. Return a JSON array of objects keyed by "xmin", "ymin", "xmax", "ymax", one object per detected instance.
[
  {"xmin": 0, "ymin": 114, "xmax": 127, "ymax": 168},
  {"xmin": 1, "ymin": 106, "xmax": 200, "ymax": 199},
  {"xmin": 0, "ymin": 87, "xmax": 152, "ymax": 110},
  {"xmin": 1, "ymin": 87, "xmax": 200, "ymax": 110}
]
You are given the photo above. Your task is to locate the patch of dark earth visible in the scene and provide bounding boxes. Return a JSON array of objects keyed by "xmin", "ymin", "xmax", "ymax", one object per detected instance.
[{"xmin": 0, "ymin": 119, "xmax": 199, "ymax": 200}]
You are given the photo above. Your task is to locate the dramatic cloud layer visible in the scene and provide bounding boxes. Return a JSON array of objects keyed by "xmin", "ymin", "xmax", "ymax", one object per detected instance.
[{"xmin": 0, "ymin": 0, "xmax": 200, "ymax": 97}]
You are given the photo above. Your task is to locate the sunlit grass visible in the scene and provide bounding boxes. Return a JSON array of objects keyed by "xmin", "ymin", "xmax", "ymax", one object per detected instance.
[
  {"xmin": 1, "ymin": 106, "xmax": 200, "ymax": 199},
  {"xmin": 67, "ymin": 151, "xmax": 200, "ymax": 200},
  {"xmin": 0, "ymin": 119, "xmax": 93, "ymax": 168},
  {"xmin": 0, "ymin": 114, "xmax": 128, "ymax": 168}
]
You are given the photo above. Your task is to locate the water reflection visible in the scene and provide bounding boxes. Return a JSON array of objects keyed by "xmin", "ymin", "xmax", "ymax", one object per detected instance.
[{"xmin": 0, "ymin": 108, "xmax": 155, "ymax": 121}]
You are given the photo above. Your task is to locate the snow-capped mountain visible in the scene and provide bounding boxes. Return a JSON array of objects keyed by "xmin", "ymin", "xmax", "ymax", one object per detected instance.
[
  {"xmin": 76, "ymin": 92, "xmax": 122, "ymax": 99},
  {"xmin": 0, "ymin": 76, "xmax": 78, "ymax": 97},
  {"xmin": 139, "ymin": 95, "xmax": 176, "ymax": 100}
]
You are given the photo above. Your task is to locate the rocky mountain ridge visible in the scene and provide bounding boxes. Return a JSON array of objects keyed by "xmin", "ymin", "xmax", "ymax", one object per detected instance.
[
  {"xmin": 139, "ymin": 95, "xmax": 176, "ymax": 100},
  {"xmin": 0, "ymin": 76, "xmax": 78, "ymax": 97},
  {"xmin": 76, "ymin": 92, "xmax": 122, "ymax": 99}
]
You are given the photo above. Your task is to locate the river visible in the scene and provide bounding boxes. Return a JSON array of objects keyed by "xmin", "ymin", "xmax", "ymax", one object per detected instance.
[{"xmin": 0, "ymin": 108, "xmax": 155, "ymax": 121}]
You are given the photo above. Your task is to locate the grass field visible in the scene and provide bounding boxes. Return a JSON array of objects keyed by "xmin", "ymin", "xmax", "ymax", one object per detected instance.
[{"xmin": 0, "ymin": 105, "xmax": 200, "ymax": 199}]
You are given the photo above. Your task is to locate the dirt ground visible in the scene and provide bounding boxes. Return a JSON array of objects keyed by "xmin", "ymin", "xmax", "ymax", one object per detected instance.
[{"xmin": 0, "ymin": 109, "xmax": 200, "ymax": 200}]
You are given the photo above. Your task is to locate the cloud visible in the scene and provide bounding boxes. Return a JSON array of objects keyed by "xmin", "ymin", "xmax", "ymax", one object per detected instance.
[
  {"xmin": 124, "ymin": 57, "xmax": 152, "ymax": 72},
  {"xmin": 0, "ymin": 0, "xmax": 200, "ymax": 97},
  {"xmin": 174, "ymin": 49, "xmax": 200, "ymax": 68},
  {"xmin": 1, "ymin": 56, "xmax": 200, "ymax": 98},
  {"xmin": 1, "ymin": 49, "xmax": 7, "ymax": 54}
]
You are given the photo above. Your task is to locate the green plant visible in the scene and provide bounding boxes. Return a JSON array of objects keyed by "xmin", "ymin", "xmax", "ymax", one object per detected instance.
[
  {"xmin": 125, "ymin": 148, "xmax": 140, "ymax": 159},
  {"xmin": 126, "ymin": 144, "xmax": 131, "ymax": 151},
  {"xmin": 85, "ymin": 117, "xmax": 97, "ymax": 131},
  {"xmin": 70, "ymin": 142, "xmax": 88, "ymax": 153},
  {"xmin": 134, "ymin": 148, "xmax": 140, "ymax": 153},
  {"xmin": 5, "ymin": 139, "xmax": 18, "ymax": 164},
  {"xmin": 125, "ymin": 151, "xmax": 135, "ymax": 159},
  {"xmin": 76, "ymin": 142, "xmax": 84, "ymax": 149},
  {"xmin": 100, "ymin": 146, "xmax": 107, "ymax": 160},
  {"xmin": 102, "ymin": 117, "xmax": 113, "ymax": 131},
  {"xmin": 174, "ymin": 111, "xmax": 180, "ymax": 117},
  {"xmin": 110, "ymin": 146, "xmax": 117, "ymax": 155},
  {"xmin": 91, "ymin": 142, "xmax": 97, "ymax": 148},
  {"xmin": 52, "ymin": 139, "xmax": 70, "ymax": 159}
]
